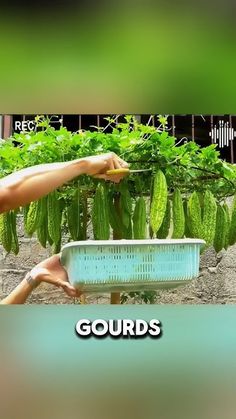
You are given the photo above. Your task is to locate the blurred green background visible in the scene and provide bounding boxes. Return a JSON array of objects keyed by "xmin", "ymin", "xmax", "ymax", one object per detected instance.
[
  {"xmin": 0, "ymin": 2, "xmax": 235, "ymax": 113},
  {"xmin": 1, "ymin": 306, "xmax": 236, "ymax": 419},
  {"xmin": 1, "ymin": 3, "xmax": 236, "ymax": 418}
]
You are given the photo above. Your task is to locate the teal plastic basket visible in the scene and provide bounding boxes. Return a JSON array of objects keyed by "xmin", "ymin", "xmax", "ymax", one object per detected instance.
[{"xmin": 60, "ymin": 239, "xmax": 205, "ymax": 293}]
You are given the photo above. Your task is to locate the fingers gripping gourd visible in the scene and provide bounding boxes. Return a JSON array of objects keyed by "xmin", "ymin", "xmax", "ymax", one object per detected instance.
[{"xmin": 150, "ymin": 170, "xmax": 168, "ymax": 235}]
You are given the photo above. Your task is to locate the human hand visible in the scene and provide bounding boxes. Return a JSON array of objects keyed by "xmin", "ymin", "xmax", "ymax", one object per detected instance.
[
  {"xmin": 29, "ymin": 254, "xmax": 81, "ymax": 298},
  {"xmin": 81, "ymin": 152, "xmax": 129, "ymax": 183}
]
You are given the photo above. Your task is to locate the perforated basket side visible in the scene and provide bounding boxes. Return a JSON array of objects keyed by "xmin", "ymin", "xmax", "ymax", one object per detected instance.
[{"xmin": 62, "ymin": 242, "xmax": 201, "ymax": 288}]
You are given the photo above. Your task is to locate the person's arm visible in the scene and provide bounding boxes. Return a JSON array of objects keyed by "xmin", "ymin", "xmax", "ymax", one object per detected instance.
[
  {"xmin": 0, "ymin": 273, "xmax": 40, "ymax": 305},
  {"xmin": 0, "ymin": 254, "xmax": 79, "ymax": 305},
  {"xmin": 0, "ymin": 153, "xmax": 128, "ymax": 213}
]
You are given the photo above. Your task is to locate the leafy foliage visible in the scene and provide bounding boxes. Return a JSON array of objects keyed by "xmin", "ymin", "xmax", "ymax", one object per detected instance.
[
  {"xmin": 1, "ymin": 115, "xmax": 236, "ymax": 304},
  {"xmin": 1, "ymin": 115, "xmax": 235, "ymax": 200}
]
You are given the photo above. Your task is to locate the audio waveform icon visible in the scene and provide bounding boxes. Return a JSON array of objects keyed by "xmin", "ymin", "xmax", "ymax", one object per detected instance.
[{"xmin": 209, "ymin": 120, "xmax": 236, "ymax": 148}]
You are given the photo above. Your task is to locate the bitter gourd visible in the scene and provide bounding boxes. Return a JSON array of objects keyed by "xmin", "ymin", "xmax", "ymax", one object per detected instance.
[
  {"xmin": 201, "ymin": 190, "xmax": 217, "ymax": 247},
  {"xmin": 213, "ymin": 205, "xmax": 227, "ymax": 253},
  {"xmin": 37, "ymin": 218, "xmax": 48, "ymax": 248},
  {"xmin": 197, "ymin": 192, "xmax": 204, "ymax": 209},
  {"xmin": 119, "ymin": 182, "xmax": 132, "ymax": 230},
  {"xmin": 47, "ymin": 228, "xmax": 54, "ymax": 246},
  {"xmin": 0, "ymin": 212, "xmax": 12, "ymax": 253},
  {"xmin": 172, "ymin": 189, "xmax": 185, "ymax": 239},
  {"xmin": 157, "ymin": 198, "xmax": 171, "ymax": 239},
  {"xmin": 80, "ymin": 192, "xmax": 88, "ymax": 241},
  {"xmin": 23, "ymin": 204, "xmax": 29, "ymax": 231},
  {"xmin": 183, "ymin": 199, "xmax": 192, "ymax": 238},
  {"xmin": 47, "ymin": 191, "xmax": 61, "ymax": 245},
  {"xmin": 92, "ymin": 183, "xmax": 110, "ymax": 240},
  {"xmin": 52, "ymin": 235, "xmax": 61, "ymax": 254},
  {"xmin": 25, "ymin": 200, "xmax": 41, "ymax": 236},
  {"xmin": 133, "ymin": 197, "xmax": 147, "ymax": 239},
  {"xmin": 108, "ymin": 192, "xmax": 123, "ymax": 235},
  {"xmin": 150, "ymin": 170, "xmax": 168, "ymax": 235},
  {"xmin": 10, "ymin": 211, "xmax": 19, "ymax": 255},
  {"xmin": 37, "ymin": 196, "xmax": 47, "ymax": 227},
  {"xmin": 229, "ymin": 195, "xmax": 236, "ymax": 246},
  {"xmin": 124, "ymin": 219, "xmax": 133, "ymax": 239},
  {"xmin": 67, "ymin": 189, "xmax": 80, "ymax": 241},
  {"xmin": 187, "ymin": 191, "xmax": 202, "ymax": 238},
  {"xmin": 35, "ymin": 196, "xmax": 48, "ymax": 248},
  {"xmin": 223, "ymin": 203, "xmax": 230, "ymax": 249}
]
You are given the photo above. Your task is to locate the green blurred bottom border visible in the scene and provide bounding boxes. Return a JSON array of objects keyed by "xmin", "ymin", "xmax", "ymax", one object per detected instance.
[
  {"xmin": 1, "ymin": 306, "xmax": 236, "ymax": 419},
  {"xmin": 1, "ymin": 305, "xmax": 236, "ymax": 374}
]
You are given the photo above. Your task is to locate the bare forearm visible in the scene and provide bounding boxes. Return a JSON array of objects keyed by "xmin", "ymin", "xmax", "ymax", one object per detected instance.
[
  {"xmin": 0, "ymin": 277, "xmax": 37, "ymax": 305},
  {"xmin": 0, "ymin": 158, "xmax": 87, "ymax": 212},
  {"xmin": 0, "ymin": 262, "xmax": 74, "ymax": 304},
  {"xmin": 0, "ymin": 152, "xmax": 128, "ymax": 213}
]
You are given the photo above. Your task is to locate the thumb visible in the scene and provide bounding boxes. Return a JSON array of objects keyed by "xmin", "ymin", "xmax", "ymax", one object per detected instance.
[{"xmin": 59, "ymin": 280, "xmax": 79, "ymax": 297}]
